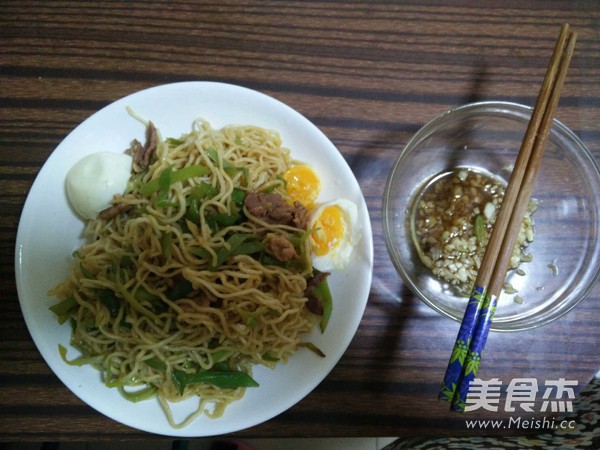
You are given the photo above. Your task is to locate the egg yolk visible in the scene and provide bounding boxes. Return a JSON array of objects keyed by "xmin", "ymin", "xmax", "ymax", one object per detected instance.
[
  {"xmin": 283, "ymin": 165, "xmax": 320, "ymax": 209},
  {"xmin": 311, "ymin": 205, "xmax": 345, "ymax": 256}
]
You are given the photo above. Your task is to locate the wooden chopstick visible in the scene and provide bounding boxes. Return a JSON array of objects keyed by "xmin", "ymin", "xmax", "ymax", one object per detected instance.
[
  {"xmin": 439, "ymin": 24, "xmax": 577, "ymax": 412},
  {"xmin": 473, "ymin": 24, "xmax": 573, "ymax": 297},
  {"xmin": 487, "ymin": 30, "xmax": 577, "ymax": 302}
]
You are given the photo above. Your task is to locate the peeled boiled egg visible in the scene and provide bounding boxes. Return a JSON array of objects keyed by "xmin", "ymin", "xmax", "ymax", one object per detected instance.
[
  {"xmin": 309, "ymin": 199, "xmax": 361, "ymax": 271},
  {"xmin": 66, "ymin": 151, "xmax": 132, "ymax": 220},
  {"xmin": 283, "ymin": 164, "xmax": 321, "ymax": 209}
]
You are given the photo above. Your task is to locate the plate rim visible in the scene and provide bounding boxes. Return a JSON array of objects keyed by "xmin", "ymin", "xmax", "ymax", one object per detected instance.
[{"xmin": 14, "ymin": 81, "xmax": 374, "ymax": 436}]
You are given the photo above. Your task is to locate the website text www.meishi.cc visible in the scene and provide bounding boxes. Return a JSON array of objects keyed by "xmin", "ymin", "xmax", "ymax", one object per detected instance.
[{"xmin": 465, "ymin": 416, "xmax": 577, "ymax": 430}]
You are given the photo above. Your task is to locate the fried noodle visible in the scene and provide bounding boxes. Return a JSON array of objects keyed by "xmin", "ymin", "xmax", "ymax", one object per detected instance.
[{"xmin": 49, "ymin": 118, "xmax": 321, "ymax": 427}]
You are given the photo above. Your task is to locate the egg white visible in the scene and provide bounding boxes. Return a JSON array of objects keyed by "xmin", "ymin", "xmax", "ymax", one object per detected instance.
[
  {"xmin": 66, "ymin": 151, "xmax": 132, "ymax": 220},
  {"xmin": 309, "ymin": 198, "xmax": 361, "ymax": 271}
]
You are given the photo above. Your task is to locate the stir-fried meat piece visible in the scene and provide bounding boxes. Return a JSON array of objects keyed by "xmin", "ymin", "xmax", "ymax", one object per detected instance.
[
  {"xmin": 129, "ymin": 121, "xmax": 158, "ymax": 172},
  {"xmin": 304, "ymin": 271, "xmax": 330, "ymax": 315},
  {"xmin": 244, "ymin": 192, "xmax": 292, "ymax": 224},
  {"xmin": 243, "ymin": 191, "xmax": 270, "ymax": 217},
  {"xmin": 245, "ymin": 192, "xmax": 293, "ymax": 224},
  {"xmin": 245, "ymin": 192, "xmax": 308, "ymax": 229},
  {"xmin": 292, "ymin": 201, "xmax": 309, "ymax": 229},
  {"xmin": 98, "ymin": 194, "xmax": 134, "ymax": 220},
  {"xmin": 269, "ymin": 200, "xmax": 294, "ymax": 224},
  {"xmin": 266, "ymin": 235, "xmax": 296, "ymax": 262}
]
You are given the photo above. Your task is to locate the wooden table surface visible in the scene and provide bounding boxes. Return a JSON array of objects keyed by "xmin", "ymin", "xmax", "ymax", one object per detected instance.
[{"xmin": 2, "ymin": 0, "xmax": 600, "ymax": 441}]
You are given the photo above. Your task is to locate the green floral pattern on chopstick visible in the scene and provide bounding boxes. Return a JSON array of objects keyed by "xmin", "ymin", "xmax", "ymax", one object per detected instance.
[
  {"xmin": 450, "ymin": 292, "xmax": 497, "ymax": 411},
  {"xmin": 451, "ymin": 339, "xmax": 470, "ymax": 366},
  {"xmin": 438, "ymin": 285, "xmax": 487, "ymax": 403}
]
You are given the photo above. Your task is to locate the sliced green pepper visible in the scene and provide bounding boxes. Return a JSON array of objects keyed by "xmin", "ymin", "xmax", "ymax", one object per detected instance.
[
  {"xmin": 98, "ymin": 289, "xmax": 120, "ymax": 318},
  {"xmin": 134, "ymin": 286, "xmax": 165, "ymax": 313},
  {"xmin": 206, "ymin": 148, "xmax": 248, "ymax": 181},
  {"xmin": 261, "ymin": 353, "xmax": 279, "ymax": 363},
  {"xmin": 475, "ymin": 214, "xmax": 486, "ymax": 244},
  {"xmin": 171, "ymin": 368, "xmax": 259, "ymax": 395},
  {"xmin": 210, "ymin": 350, "xmax": 233, "ymax": 363},
  {"xmin": 139, "ymin": 164, "xmax": 210, "ymax": 196},
  {"xmin": 190, "ymin": 182, "xmax": 219, "ymax": 200},
  {"xmin": 119, "ymin": 254, "xmax": 135, "ymax": 270},
  {"xmin": 299, "ymin": 342, "xmax": 326, "ymax": 358},
  {"xmin": 49, "ymin": 297, "xmax": 78, "ymax": 324},
  {"xmin": 79, "ymin": 263, "xmax": 95, "ymax": 279},
  {"xmin": 166, "ymin": 137, "xmax": 185, "ymax": 147},
  {"xmin": 191, "ymin": 233, "xmax": 264, "ymax": 270},
  {"xmin": 116, "ymin": 285, "xmax": 160, "ymax": 324},
  {"xmin": 166, "ymin": 278, "xmax": 194, "ymax": 300},
  {"xmin": 160, "ymin": 232, "xmax": 172, "ymax": 260},
  {"xmin": 186, "ymin": 197, "xmax": 201, "ymax": 224},
  {"xmin": 236, "ymin": 308, "xmax": 258, "ymax": 328},
  {"xmin": 260, "ymin": 253, "xmax": 287, "ymax": 267},
  {"xmin": 231, "ymin": 188, "xmax": 246, "ymax": 207},
  {"xmin": 205, "ymin": 211, "xmax": 240, "ymax": 230},
  {"xmin": 172, "ymin": 165, "xmax": 210, "ymax": 182},
  {"xmin": 157, "ymin": 165, "xmax": 172, "ymax": 194},
  {"xmin": 58, "ymin": 344, "xmax": 103, "ymax": 366},
  {"xmin": 118, "ymin": 385, "xmax": 157, "ymax": 402},
  {"xmin": 314, "ymin": 276, "xmax": 333, "ymax": 333},
  {"xmin": 213, "ymin": 234, "xmax": 264, "ymax": 269},
  {"xmin": 144, "ymin": 357, "xmax": 167, "ymax": 372},
  {"xmin": 206, "ymin": 147, "xmax": 219, "ymax": 163}
]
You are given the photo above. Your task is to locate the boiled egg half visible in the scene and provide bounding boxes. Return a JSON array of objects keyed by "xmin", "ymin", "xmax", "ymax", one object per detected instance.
[
  {"xmin": 309, "ymin": 199, "xmax": 361, "ymax": 271},
  {"xmin": 66, "ymin": 151, "xmax": 132, "ymax": 220},
  {"xmin": 283, "ymin": 164, "xmax": 321, "ymax": 209}
]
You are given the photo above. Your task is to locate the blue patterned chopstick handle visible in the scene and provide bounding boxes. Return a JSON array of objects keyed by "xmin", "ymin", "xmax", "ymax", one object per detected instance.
[
  {"xmin": 450, "ymin": 292, "xmax": 497, "ymax": 411},
  {"xmin": 439, "ymin": 285, "xmax": 486, "ymax": 402}
]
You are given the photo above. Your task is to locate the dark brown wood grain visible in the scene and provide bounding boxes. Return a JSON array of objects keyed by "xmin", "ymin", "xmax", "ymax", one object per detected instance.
[{"xmin": 1, "ymin": 0, "xmax": 600, "ymax": 442}]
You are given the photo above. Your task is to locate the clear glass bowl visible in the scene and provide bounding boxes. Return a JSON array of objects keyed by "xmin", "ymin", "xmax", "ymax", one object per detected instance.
[{"xmin": 382, "ymin": 101, "xmax": 600, "ymax": 331}]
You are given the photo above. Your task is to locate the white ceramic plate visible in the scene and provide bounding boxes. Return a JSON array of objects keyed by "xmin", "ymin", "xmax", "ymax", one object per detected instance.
[{"xmin": 14, "ymin": 82, "xmax": 373, "ymax": 437}]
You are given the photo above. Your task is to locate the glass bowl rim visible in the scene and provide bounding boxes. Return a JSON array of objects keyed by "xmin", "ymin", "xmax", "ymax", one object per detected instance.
[{"xmin": 382, "ymin": 100, "xmax": 600, "ymax": 332}]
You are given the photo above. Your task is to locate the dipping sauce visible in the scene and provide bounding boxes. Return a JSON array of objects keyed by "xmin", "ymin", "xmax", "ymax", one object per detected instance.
[{"xmin": 410, "ymin": 167, "xmax": 536, "ymax": 295}]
